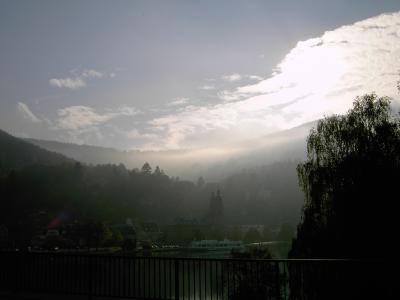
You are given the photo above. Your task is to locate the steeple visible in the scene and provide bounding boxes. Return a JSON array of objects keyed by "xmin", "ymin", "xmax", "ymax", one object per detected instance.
[{"xmin": 209, "ymin": 189, "xmax": 223, "ymax": 224}]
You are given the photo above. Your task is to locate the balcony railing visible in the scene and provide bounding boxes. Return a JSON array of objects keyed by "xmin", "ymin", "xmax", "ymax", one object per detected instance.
[{"xmin": 0, "ymin": 252, "xmax": 392, "ymax": 300}]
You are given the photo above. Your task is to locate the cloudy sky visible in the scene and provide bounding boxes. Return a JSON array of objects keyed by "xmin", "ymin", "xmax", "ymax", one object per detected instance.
[{"xmin": 1, "ymin": 0, "xmax": 400, "ymax": 150}]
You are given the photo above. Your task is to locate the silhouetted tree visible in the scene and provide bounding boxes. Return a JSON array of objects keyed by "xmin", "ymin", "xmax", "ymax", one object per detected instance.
[
  {"xmin": 291, "ymin": 94, "xmax": 400, "ymax": 258},
  {"xmin": 289, "ymin": 94, "xmax": 399, "ymax": 299},
  {"xmin": 153, "ymin": 165, "xmax": 162, "ymax": 175},
  {"xmin": 141, "ymin": 162, "xmax": 152, "ymax": 174},
  {"xmin": 196, "ymin": 176, "xmax": 205, "ymax": 188}
]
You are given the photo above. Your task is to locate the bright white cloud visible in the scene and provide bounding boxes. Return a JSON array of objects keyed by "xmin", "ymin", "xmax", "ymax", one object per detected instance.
[
  {"xmin": 221, "ymin": 73, "xmax": 263, "ymax": 83},
  {"xmin": 248, "ymin": 75, "xmax": 263, "ymax": 81},
  {"xmin": 125, "ymin": 129, "xmax": 158, "ymax": 140},
  {"xmin": 146, "ymin": 11, "xmax": 400, "ymax": 149},
  {"xmin": 199, "ymin": 85, "xmax": 215, "ymax": 90},
  {"xmin": 17, "ymin": 102, "xmax": 41, "ymax": 123},
  {"xmin": 49, "ymin": 77, "xmax": 86, "ymax": 89},
  {"xmin": 81, "ymin": 69, "xmax": 103, "ymax": 78},
  {"xmin": 49, "ymin": 69, "xmax": 109, "ymax": 90},
  {"xmin": 56, "ymin": 105, "xmax": 138, "ymax": 130},
  {"xmin": 217, "ymin": 90, "xmax": 243, "ymax": 102},
  {"xmin": 222, "ymin": 73, "xmax": 242, "ymax": 82},
  {"xmin": 168, "ymin": 97, "xmax": 189, "ymax": 106}
]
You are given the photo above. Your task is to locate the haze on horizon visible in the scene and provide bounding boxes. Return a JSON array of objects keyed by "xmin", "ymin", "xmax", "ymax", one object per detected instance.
[{"xmin": 1, "ymin": 0, "xmax": 400, "ymax": 153}]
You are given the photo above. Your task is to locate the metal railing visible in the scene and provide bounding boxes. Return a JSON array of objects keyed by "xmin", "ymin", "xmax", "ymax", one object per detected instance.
[{"xmin": 0, "ymin": 252, "xmax": 392, "ymax": 300}]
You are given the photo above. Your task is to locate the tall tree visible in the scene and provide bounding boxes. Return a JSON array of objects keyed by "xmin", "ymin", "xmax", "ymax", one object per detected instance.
[
  {"xmin": 153, "ymin": 165, "xmax": 162, "ymax": 175},
  {"xmin": 289, "ymin": 94, "xmax": 399, "ymax": 298},
  {"xmin": 196, "ymin": 176, "xmax": 205, "ymax": 188},
  {"xmin": 141, "ymin": 162, "xmax": 152, "ymax": 174}
]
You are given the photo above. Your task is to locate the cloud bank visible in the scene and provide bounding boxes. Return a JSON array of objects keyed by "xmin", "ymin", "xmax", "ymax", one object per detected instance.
[
  {"xmin": 143, "ymin": 11, "xmax": 400, "ymax": 149},
  {"xmin": 56, "ymin": 105, "xmax": 138, "ymax": 130},
  {"xmin": 53, "ymin": 105, "xmax": 138, "ymax": 144}
]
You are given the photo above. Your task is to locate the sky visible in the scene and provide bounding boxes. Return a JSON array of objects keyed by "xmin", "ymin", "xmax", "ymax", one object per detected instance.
[{"xmin": 1, "ymin": 0, "xmax": 400, "ymax": 150}]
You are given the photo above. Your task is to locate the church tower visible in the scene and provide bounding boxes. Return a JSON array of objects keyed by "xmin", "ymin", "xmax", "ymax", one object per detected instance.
[{"xmin": 209, "ymin": 189, "xmax": 223, "ymax": 224}]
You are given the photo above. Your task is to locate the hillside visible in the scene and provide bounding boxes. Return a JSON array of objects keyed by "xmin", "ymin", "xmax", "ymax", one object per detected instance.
[
  {"xmin": 0, "ymin": 129, "xmax": 74, "ymax": 171},
  {"xmin": 26, "ymin": 121, "xmax": 316, "ymax": 180}
]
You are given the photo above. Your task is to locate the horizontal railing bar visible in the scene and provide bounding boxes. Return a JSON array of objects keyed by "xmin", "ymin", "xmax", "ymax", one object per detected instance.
[{"xmin": 0, "ymin": 251, "xmax": 388, "ymax": 262}]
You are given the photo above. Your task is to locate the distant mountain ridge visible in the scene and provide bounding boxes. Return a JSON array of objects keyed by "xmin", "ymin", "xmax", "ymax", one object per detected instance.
[
  {"xmin": 0, "ymin": 129, "xmax": 74, "ymax": 170},
  {"xmin": 26, "ymin": 138, "xmax": 128, "ymax": 166},
  {"xmin": 25, "ymin": 121, "xmax": 317, "ymax": 180}
]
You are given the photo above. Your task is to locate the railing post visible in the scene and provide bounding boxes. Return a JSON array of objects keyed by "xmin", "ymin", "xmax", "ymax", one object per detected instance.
[
  {"xmin": 276, "ymin": 261, "xmax": 280, "ymax": 300},
  {"xmin": 88, "ymin": 256, "xmax": 93, "ymax": 300},
  {"xmin": 174, "ymin": 258, "xmax": 179, "ymax": 300},
  {"xmin": 13, "ymin": 251, "xmax": 19, "ymax": 294}
]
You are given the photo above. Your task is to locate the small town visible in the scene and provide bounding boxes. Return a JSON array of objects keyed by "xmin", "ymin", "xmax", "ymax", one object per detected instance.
[{"xmin": 0, "ymin": 1, "xmax": 398, "ymax": 299}]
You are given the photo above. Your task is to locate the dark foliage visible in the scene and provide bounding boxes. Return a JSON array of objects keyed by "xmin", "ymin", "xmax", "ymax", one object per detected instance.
[
  {"xmin": 0, "ymin": 162, "xmax": 208, "ymax": 248},
  {"xmin": 289, "ymin": 94, "xmax": 399, "ymax": 299},
  {"xmin": 0, "ymin": 128, "xmax": 303, "ymax": 249},
  {"xmin": 0, "ymin": 129, "xmax": 73, "ymax": 171}
]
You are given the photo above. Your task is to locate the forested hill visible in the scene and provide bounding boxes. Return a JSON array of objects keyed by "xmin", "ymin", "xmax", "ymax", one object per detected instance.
[
  {"xmin": 26, "ymin": 138, "xmax": 130, "ymax": 166},
  {"xmin": 26, "ymin": 121, "xmax": 315, "ymax": 180},
  {"xmin": 0, "ymin": 129, "xmax": 74, "ymax": 171},
  {"xmin": 0, "ymin": 128, "xmax": 302, "ymax": 244}
]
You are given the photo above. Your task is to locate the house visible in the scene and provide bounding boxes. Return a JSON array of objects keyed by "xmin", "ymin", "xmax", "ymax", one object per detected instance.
[
  {"xmin": 135, "ymin": 221, "xmax": 161, "ymax": 241},
  {"xmin": 111, "ymin": 221, "xmax": 137, "ymax": 250}
]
